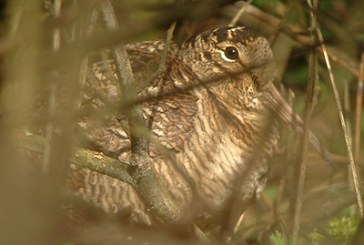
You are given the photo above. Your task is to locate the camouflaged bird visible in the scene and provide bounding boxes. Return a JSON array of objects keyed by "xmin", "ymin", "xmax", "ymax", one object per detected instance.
[{"xmin": 70, "ymin": 26, "xmax": 328, "ymax": 227}]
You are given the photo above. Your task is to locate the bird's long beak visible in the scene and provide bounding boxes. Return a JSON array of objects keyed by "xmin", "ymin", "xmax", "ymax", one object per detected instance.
[{"xmin": 260, "ymin": 83, "xmax": 333, "ymax": 166}]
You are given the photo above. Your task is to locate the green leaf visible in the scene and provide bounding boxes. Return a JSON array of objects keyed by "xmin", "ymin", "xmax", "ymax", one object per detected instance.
[{"xmin": 270, "ymin": 231, "xmax": 287, "ymax": 245}]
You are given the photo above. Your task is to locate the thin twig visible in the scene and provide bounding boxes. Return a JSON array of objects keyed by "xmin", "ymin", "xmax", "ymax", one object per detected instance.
[
  {"xmin": 228, "ymin": 0, "xmax": 253, "ymax": 27},
  {"xmin": 277, "ymin": 89, "xmax": 295, "ymax": 234},
  {"xmin": 99, "ymin": 0, "xmax": 180, "ymax": 223},
  {"xmin": 352, "ymin": 53, "xmax": 364, "ymax": 214},
  {"xmin": 136, "ymin": 22, "xmax": 176, "ymax": 92},
  {"xmin": 344, "ymin": 76, "xmax": 356, "ymax": 215},
  {"xmin": 158, "ymin": 22, "xmax": 176, "ymax": 72},
  {"xmin": 100, "ymin": 1, "xmax": 146, "ymax": 156},
  {"xmin": 42, "ymin": 0, "xmax": 83, "ymax": 189},
  {"xmin": 20, "ymin": 133, "xmax": 134, "ymax": 185},
  {"xmin": 289, "ymin": 1, "xmax": 319, "ymax": 243},
  {"xmin": 355, "ymin": 53, "xmax": 364, "ymax": 162},
  {"xmin": 308, "ymin": 0, "xmax": 364, "ymax": 218},
  {"xmin": 43, "ymin": 0, "xmax": 62, "ymax": 174},
  {"xmin": 86, "ymin": 7, "xmax": 100, "ymax": 37}
]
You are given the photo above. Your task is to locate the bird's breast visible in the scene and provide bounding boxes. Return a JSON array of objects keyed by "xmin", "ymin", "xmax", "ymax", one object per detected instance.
[{"xmin": 150, "ymin": 88, "xmax": 273, "ymax": 213}]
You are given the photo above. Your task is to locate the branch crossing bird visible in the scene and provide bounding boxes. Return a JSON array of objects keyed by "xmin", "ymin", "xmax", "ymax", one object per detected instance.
[{"xmin": 69, "ymin": 26, "xmax": 330, "ymax": 229}]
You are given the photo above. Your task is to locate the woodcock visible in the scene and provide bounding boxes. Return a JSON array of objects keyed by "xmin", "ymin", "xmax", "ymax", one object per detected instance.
[{"xmin": 70, "ymin": 26, "xmax": 329, "ymax": 228}]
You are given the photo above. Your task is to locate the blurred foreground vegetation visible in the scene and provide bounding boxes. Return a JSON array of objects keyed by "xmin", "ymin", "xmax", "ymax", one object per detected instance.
[{"xmin": 0, "ymin": 0, "xmax": 363, "ymax": 244}]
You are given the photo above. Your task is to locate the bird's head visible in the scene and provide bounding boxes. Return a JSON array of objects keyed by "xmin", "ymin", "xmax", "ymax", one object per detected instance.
[{"xmin": 178, "ymin": 26, "xmax": 275, "ymax": 86}]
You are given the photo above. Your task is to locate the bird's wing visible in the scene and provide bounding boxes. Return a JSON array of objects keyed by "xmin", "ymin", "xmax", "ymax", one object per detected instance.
[
  {"xmin": 80, "ymin": 41, "xmax": 197, "ymax": 159},
  {"xmin": 145, "ymin": 92, "xmax": 198, "ymax": 155}
]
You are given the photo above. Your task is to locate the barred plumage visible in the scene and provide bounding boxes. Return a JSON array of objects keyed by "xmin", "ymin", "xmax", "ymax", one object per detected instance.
[{"xmin": 71, "ymin": 26, "xmax": 280, "ymax": 226}]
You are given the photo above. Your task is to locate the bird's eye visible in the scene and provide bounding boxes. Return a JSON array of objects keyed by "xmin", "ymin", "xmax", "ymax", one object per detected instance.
[{"xmin": 220, "ymin": 46, "xmax": 239, "ymax": 62}]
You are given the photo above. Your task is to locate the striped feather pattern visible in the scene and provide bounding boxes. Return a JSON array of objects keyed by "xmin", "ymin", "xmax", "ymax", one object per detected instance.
[{"xmin": 71, "ymin": 26, "xmax": 279, "ymax": 225}]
